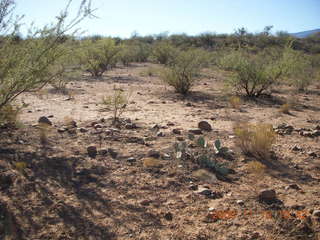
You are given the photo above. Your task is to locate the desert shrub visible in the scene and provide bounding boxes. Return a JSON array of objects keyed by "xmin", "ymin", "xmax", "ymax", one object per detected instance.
[
  {"xmin": 118, "ymin": 44, "xmax": 135, "ymax": 66},
  {"xmin": 101, "ymin": 86, "xmax": 129, "ymax": 124},
  {"xmin": 132, "ymin": 42, "xmax": 151, "ymax": 62},
  {"xmin": 49, "ymin": 43, "xmax": 80, "ymax": 91},
  {"xmin": 79, "ymin": 38, "xmax": 120, "ymax": 77},
  {"xmin": 161, "ymin": 49, "xmax": 207, "ymax": 95},
  {"xmin": 234, "ymin": 122, "xmax": 276, "ymax": 160},
  {"xmin": 152, "ymin": 41, "xmax": 179, "ymax": 65},
  {"xmin": 218, "ymin": 50, "xmax": 244, "ymax": 71},
  {"xmin": 280, "ymin": 47, "xmax": 315, "ymax": 91},
  {"xmin": 226, "ymin": 48, "xmax": 286, "ymax": 97},
  {"xmin": 0, "ymin": 0, "xmax": 93, "ymax": 112}
]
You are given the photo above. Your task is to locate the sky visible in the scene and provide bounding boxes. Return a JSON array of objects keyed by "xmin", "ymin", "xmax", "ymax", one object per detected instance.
[{"xmin": 14, "ymin": 0, "xmax": 320, "ymax": 38}]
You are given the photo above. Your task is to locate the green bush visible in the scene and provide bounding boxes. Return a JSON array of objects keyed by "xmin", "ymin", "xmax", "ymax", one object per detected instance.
[
  {"xmin": 217, "ymin": 50, "xmax": 244, "ymax": 71},
  {"xmin": 0, "ymin": 0, "xmax": 93, "ymax": 111},
  {"xmin": 118, "ymin": 44, "xmax": 135, "ymax": 66},
  {"xmin": 79, "ymin": 38, "xmax": 120, "ymax": 77},
  {"xmin": 280, "ymin": 47, "xmax": 315, "ymax": 91},
  {"xmin": 161, "ymin": 49, "xmax": 207, "ymax": 95},
  {"xmin": 48, "ymin": 42, "xmax": 81, "ymax": 91},
  {"xmin": 152, "ymin": 41, "xmax": 178, "ymax": 65},
  {"xmin": 226, "ymin": 49, "xmax": 284, "ymax": 97}
]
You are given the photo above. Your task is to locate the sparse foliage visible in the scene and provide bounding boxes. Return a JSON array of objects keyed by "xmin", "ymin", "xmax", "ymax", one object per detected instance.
[
  {"xmin": 0, "ymin": 0, "xmax": 93, "ymax": 114},
  {"xmin": 161, "ymin": 49, "xmax": 207, "ymax": 95},
  {"xmin": 102, "ymin": 86, "xmax": 129, "ymax": 124},
  {"xmin": 79, "ymin": 38, "xmax": 120, "ymax": 77}
]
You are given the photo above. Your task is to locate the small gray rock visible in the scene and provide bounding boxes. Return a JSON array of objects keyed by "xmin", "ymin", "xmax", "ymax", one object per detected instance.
[
  {"xmin": 108, "ymin": 148, "xmax": 118, "ymax": 159},
  {"xmin": 38, "ymin": 116, "xmax": 52, "ymax": 126},
  {"xmin": 189, "ymin": 129, "xmax": 202, "ymax": 135},
  {"xmin": 127, "ymin": 157, "xmax": 136, "ymax": 163},
  {"xmin": 87, "ymin": 146, "xmax": 97, "ymax": 158},
  {"xmin": 258, "ymin": 189, "xmax": 277, "ymax": 204},
  {"xmin": 198, "ymin": 121, "xmax": 212, "ymax": 131},
  {"xmin": 172, "ymin": 128, "xmax": 182, "ymax": 135},
  {"xmin": 148, "ymin": 150, "xmax": 161, "ymax": 159},
  {"xmin": 79, "ymin": 128, "xmax": 88, "ymax": 133},
  {"xmin": 157, "ymin": 132, "xmax": 165, "ymax": 137}
]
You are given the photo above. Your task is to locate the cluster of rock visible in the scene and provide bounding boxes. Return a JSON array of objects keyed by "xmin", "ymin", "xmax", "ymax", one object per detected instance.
[{"xmin": 274, "ymin": 123, "xmax": 320, "ymax": 138}]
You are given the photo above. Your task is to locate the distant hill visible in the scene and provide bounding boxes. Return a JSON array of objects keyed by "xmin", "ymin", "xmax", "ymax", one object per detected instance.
[{"xmin": 290, "ymin": 29, "xmax": 320, "ymax": 38}]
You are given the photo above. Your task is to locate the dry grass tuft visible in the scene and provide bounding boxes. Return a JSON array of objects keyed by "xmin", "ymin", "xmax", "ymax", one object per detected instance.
[
  {"xmin": 143, "ymin": 158, "xmax": 163, "ymax": 168},
  {"xmin": 279, "ymin": 103, "xmax": 292, "ymax": 114},
  {"xmin": 192, "ymin": 169, "xmax": 217, "ymax": 183},
  {"xmin": 234, "ymin": 122, "xmax": 276, "ymax": 160},
  {"xmin": 229, "ymin": 96, "xmax": 242, "ymax": 109},
  {"xmin": 14, "ymin": 162, "xmax": 27, "ymax": 173}
]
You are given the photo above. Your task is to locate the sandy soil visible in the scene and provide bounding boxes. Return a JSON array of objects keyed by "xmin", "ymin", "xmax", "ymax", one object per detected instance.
[{"xmin": 0, "ymin": 63, "xmax": 320, "ymax": 240}]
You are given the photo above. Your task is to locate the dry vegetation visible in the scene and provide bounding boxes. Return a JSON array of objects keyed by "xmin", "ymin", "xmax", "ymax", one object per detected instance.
[{"xmin": 0, "ymin": 1, "xmax": 320, "ymax": 240}]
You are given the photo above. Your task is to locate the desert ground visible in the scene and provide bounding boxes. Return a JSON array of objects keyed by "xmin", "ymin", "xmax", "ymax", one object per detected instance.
[{"xmin": 0, "ymin": 63, "xmax": 320, "ymax": 240}]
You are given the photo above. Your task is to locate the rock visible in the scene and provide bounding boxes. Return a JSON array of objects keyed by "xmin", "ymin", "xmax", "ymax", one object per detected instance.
[
  {"xmin": 189, "ymin": 184, "xmax": 198, "ymax": 191},
  {"xmin": 140, "ymin": 200, "xmax": 152, "ymax": 206},
  {"xmin": 176, "ymin": 137, "xmax": 184, "ymax": 141},
  {"xmin": 148, "ymin": 150, "xmax": 161, "ymax": 159},
  {"xmin": 312, "ymin": 130, "xmax": 320, "ymax": 137},
  {"xmin": 157, "ymin": 132, "xmax": 165, "ymax": 137},
  {"xmin": 198, "ymin": 121, "xmax": 212, "ymax": 131},
  {"xmin": 68, "ymin": 129, "xmax": 77, "ymax": 134},
  {"xmin": 292, "ymin": 146, "xmax": 303, "ymax": 151},
  {"xmin": 162, "ymin": 153, "xmax": 170, "ymax": 160},
  {"xmin": 186, "ymin": 103, "xmax": 192, "ymax": 107},
  {"xmin": 38, "ymin": 116, "xmax": 52, "ymax": 126},
  {"xmin": 57, "ymin": 127, "xmax": 67, "ymax": 133},
  {"xmin": 196, "ymin": 187, "xmax": 223, "ymax": 199},
  {"xmin": 313, "ymin": 210, "xmax": 320, "ymax": 218},
  {"xmin": 127, "ymin": 137, "xmax": 145, "ymax": 144},
  {"xmin": 172, "ymin": 128, "xmax": 182, "ymax": 135},
  {"xmin": 127, "ymin": 157, "xmax": 136, "ymax": 163},
  {"xmin": 66, "ymin": 120, "xmax": 77, "ymax": 128},
  {"xmin": 94, "ymin": 124, "xmax": 103, "ymax": 129},
  {"xmin": 98, "ymin": 149, "xmax": 108, "ymax": 156},
  {"xmin": 315, "ymin": 125, "xmax": 320, "ymax": 130},
  {"xmin": 0, "ymin": 148, "xmax": 15, "ymax": 154},
  {"xmin": 308, "ymin": 151, "xmax": 318, "ymax": 158},
  {"xmin": 90, "ymin": 130, "xmax": 103, "ymax": 135},
  {"xmin": 167, "ymin": 122, "xmax": 175, "ymax": 126},
  {"xmin": 188, "ymin": 129, "xmax": 202, "ymax": 135},
  {"xmin": 258, "ymin": 189, "xmax": 277, "ymax": 204},
  {"xmin": 164, "ymin": 212, "xmax": 173, "ymax": 221},
  {"xmin": 108, "ymin": 148, "xmax": 118, "ymax": 159},
  {"xmin": 300, "ymin": 131, "xmax": 314, "ymax": 138},
  {"xmin": 276, "ymin": 123, "xmax": 294, "ymax": 135},
  {"xmin": 312, "ymin": 210, "xmax": 320, "ymax": 223},
  {"xmin": 236, "ymin": 200, "xmax": 245, "ymax": 205},
  {"xmin": 79, "ymin": 128, "xmax": 88, "ymax": 133},
  {"xmin": 285, "ymin": 184, "xmax": 301, "ymax": 190},
  {"xmin": 125, "ymin": 123, "xmax": 137, "ymax": 129},
  {"xmin": 87, "ymin": 146, "xmax": 97, "ymax": 158},
  {"xmin": 0, "ymin": 172, "xmax": 14, "ymax": 190}
]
